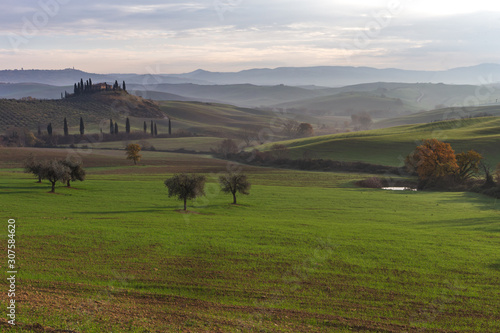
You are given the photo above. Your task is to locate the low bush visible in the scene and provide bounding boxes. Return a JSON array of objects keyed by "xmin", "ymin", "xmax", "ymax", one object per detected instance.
[{"xmin": 356, "ymin": 177, "xmax": 383, "ymax": 188}]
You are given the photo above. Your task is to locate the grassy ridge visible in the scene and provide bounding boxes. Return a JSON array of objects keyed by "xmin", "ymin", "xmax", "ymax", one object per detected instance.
[
  {"xmin": 376, "ymin": 105, "xmax": 500, "ymax": 128},
  {"xmin": 1, "ymin": 154, "xmax": 499, "ymax": 331},
  {"xmin": 257, "ymin": 116, "xmax": 500, "ymax": 166},
  {"xmin": 275, "ymin": 92, "xmax": 418, "ymax": 117},
  {"xmin": 159, "ymin": 101, "xmax": 280, "ymax": 137}
]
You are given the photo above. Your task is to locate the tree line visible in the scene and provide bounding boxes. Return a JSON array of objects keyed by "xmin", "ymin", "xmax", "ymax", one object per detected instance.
[
  {"xmin": 41, "ymin": 116, "xmax": 172, "ymax": 140},
  {"xmin": 66, "ymin": 79, "xmax": 127, "ymax": 97},
  {"xmin": 23, "ymin": 152, "xmax": 250, "ymax": 208}
]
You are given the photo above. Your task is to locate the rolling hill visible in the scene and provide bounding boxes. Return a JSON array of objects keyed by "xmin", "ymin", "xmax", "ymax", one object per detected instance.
[
  {"xmin": 256, "ymin": 116, "xmax": 500, "ymax": 166},
  {"xmin": 157, "ymin": 101, "xmax": 284, "ymax": 138},
  {"xmin": 172, "ymin": 63, "xmax": 500, "ymax": 86},
  {"xmin": 130, "ymin": 83, "xmax": 330, "ymax": 107},
  {"xmin": 156, "ymin": 100, "xmax": 345, "ymax": 138},
  {"xmin": 274, "ymin": 91, "xmax": 418, "ymax": 117},
  {"xmin": 0, "ymin": 68, "xmax": 210, "ymax": 86},
  {"xmin": 375, "ymin": 105, "xmax": 500, "ymax": 128},
  {"xmin": 330, "ymin": 82, "xmax": 500, "ymax": 111},
  {"xmin": 0, "ymin": 82, "xmax": 72, "ymax": 100},
  {"xmin": 0, "ymin": 90, "xmax": 165, "ymax": 133},
  {"xmin": 0, "ymin": 90, "xmax": 335, "ymax": 139},
  {"xmin": 3, "ymin": 64, "xmax": 500, "ymax": 88}
]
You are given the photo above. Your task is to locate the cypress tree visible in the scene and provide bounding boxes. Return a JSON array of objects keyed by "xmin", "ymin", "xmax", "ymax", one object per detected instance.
[
  {"xmin": 125, "ymin": 117, "xmax": 130, "ymax": 134},
  {"xmin": 150, "ymin": 120, "xmax": 154, "ymax": 136},
  {"xmin": 143, "ymin": 121, "xmax": 147, "ymax": 133},
  {"xmin": 80, "ymin": 117, "xmax": 85, "ymax": 135},
  {"xmin": 63, "ymin": 118, "xmax": 69, "ymax": 136},
  {"xmin": 47, "ymin": 123, "xmax": 53, "ymax": 136},
  {"xmin": 89, "ymin": 78, "xmax": 92, "ymax": 90},
  {"xmin": 154, "ymin": 122, "xmax": 158, "ymax": 136},
  {"xmin": 74, "ymin": 83, "xmax": 78, "ymax": 95},
  {"xmin": 114, "ymin": 122, "xmax": 118, "ymax": 134},
  {"xmin": 168, "ymin": 118, "xmax": 171, "ymax": 135},
  {"xmin": 122, "ymin": 81, "xmax": 126, "ymax": 91},
  {"xmin": 110, "ymin": 119, "xmax": 114, "ymax": 134},
  {"xmin": 80, "ymin": 79, "xmax": 84, "ymax": 93}
]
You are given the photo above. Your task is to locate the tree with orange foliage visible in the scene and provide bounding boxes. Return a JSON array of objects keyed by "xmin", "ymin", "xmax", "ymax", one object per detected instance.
[
  {"xmin": 405, "ymin": 139, "xmax": 459, "ymax": 182},
  {"xmin": 125, "ymin": 143, "xmax": 142, "ymax": 165}
]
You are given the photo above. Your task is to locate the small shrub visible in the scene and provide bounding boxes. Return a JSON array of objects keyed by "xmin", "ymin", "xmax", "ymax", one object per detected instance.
[{"xmin": 356, "ymin": 177, "xmax": 383, "ymax": 188}]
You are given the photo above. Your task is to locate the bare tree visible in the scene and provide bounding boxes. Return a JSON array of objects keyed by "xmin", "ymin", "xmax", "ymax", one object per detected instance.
[
  {"xmin": 217, "ymin": 139, "xmax": 239, "ymax": 158},
  {"xmin": 239, "ymin": 129, "xmax": 257, "ymax": 147},
  {"xmin": 219, "ymin": 172, "xmax": 251, "ymax": 204},
  {"xmin": 282, "ymin": 119, "xmax": 299, "ymax": 138}
]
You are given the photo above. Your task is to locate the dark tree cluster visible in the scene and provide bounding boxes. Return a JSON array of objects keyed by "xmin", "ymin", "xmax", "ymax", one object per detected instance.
[
  {"xmin": 223, "ymin": 149, "xmax": 400, "ymax": 175},
  {"xmin": 70, "ymin": 78, "xmax": 126, "ymax": 96},
  {"xmin": 24, "ymin": 155, "xmax": 86, "ymax": 193}
]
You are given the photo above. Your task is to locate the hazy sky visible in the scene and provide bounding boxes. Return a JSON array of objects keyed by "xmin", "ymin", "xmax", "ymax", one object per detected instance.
[{"xmin": 0, "ymin": 0, "xmax": 499, "ymax": 73}]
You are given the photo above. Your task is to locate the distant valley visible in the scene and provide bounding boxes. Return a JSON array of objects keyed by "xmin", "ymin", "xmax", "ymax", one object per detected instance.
[{"xmin": 2, "ymin": 65, "xmax": 500, "ymax": 137}]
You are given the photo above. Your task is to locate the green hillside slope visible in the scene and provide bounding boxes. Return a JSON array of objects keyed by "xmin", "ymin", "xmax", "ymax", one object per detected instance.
[
  {"xmin": 333, "ymin": 82, "xmax": 500, "ymax": 111},
  {"xmin": 375, "ymin": 105, "xmax": 500, "ymax": 128},
  {"xmin": 257, "ymin": 117, "xmax": 500, "ymax": 166},
  {"xmin": 158, "ymin": 101, "xmax": 323, "ymax": 137}
]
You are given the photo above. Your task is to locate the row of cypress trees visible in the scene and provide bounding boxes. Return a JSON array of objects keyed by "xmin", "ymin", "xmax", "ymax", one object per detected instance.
[
  {"xmin": 142, "ymin": 118, "xmax": 172, "ymax": 136},
  {"xmin": 43, "ymin": 117, "xmax": 171, "ymax": 136},
  {"xmin": 44, "ymin": 117, "xmax": 85, "ymax": 136},
  {"xmin": 72, "ymin": 79, "xmax": 126, "ymax": 96}
]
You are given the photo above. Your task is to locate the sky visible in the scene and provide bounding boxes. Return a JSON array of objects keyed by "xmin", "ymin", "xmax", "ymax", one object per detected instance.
[{"xmin": 0, "ymin": 0, "xmax": 499, "ymax": 74}]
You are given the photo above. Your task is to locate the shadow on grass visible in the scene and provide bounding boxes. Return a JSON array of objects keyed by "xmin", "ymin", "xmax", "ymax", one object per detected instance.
[
  {"xmin": 0, "ymin": 184, "xmax": 49, "ymax": 194},
  {"xmin": 418, "ymin": 216, "xmax": 500, "ymax": 233},
  {"xmin": 436, "ymin": 191, "xmax": 500, "ymax": 211},
  {"xmin": 488, "ymin": 262, "xmax": 500, "ymax": 271},
  {"xmin": 74, "ymin": 207, "xmax": 168, "ymax": 215}
]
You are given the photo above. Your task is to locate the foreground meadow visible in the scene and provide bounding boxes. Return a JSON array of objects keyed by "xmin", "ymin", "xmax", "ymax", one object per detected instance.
[{"xmin": 0, "ymin": 148, "xmax": 499, "ymax": 332}]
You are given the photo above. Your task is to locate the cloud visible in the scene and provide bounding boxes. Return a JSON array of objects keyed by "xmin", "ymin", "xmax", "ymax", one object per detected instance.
[{"xmin": 0, "ymin": 0, "xmax": 498, "ymax": 72}]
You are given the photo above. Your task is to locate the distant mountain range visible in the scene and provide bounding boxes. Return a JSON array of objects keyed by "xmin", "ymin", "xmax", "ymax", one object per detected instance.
[
  {"xmin": 2, "ymin": 64, "xmax": 500, "ymax": 87},
  {"xmin": 2, "ymin": 65, "xmax": 500, "ymax": 120},
  {"xmin": 175, "ymin": 64, "xmax": 500, "ymax": 86}
]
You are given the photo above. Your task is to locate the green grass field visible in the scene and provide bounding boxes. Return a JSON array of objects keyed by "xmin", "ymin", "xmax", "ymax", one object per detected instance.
[
  {"xmin": 257, "ymin": 116, "xmax": 500, "ymax": 166},
  {"xmin": 1, "ymin": 148, "xmax": 499, "ymax": 332}
]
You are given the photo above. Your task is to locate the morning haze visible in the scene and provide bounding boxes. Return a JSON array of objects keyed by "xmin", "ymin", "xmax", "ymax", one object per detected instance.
[{"xmin": 1, "ymin": 1, "xmax": 500, "ymax": 332}]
